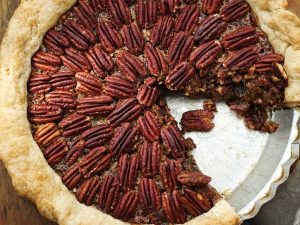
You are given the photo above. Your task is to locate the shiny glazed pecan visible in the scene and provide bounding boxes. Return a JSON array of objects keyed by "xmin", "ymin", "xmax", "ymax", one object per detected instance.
[
  {"xmin": 114, "ymin": 191, "xmax": 139, "ymax": 220},
  {"xmin": 33, "ymin": 123, "xmax": 61, "ymax": 147},
  {"xmin": 150, "ymin": 16, "xmax": 175, "ymax": 49},
  {"xmin": 224, "ymin": 47, "xmax": 259, "ymax": 70},
  {"xmin": 139, "ymin": 141, "xmax": 162, "ymax": 177},
  {"xmin": 168, "ymin": 32, "xmax": 194, "ymax": 68},
  {"xmin": 32, "ymin": 51, "xmax": 61, "ymax": 72},
  {"xmin": 107, "ymin": 0, "xmax": 132, "ymax": 28},
  {"xmin": 177, "ymin": 171, "xmax": 212, "ymax": 187},
  {"xmin": 189, "ymin": 40, "xmax": 222, "ymax": 69},
  {"xmin": 97, "ymin": 19, "xmax": 123, "ymax": 53},
  {"xmin": 29, "ymin": 104, "xmax": 62, "ymax": 124},
  {"xmin": 138, "ymin": 111, "xmax": 160, "ymax": 141},
  {"xmin": 45, "ymin": 90, "xmax": 77, "ymax": 109},
  {"xmin": 202, "ymin": 0, "xmax": 222, "ymax": 15},
  {"xmin": 160, "ymin": 159, "xmax": 181, "ymax": 190},
  {"xmin": 75, "ymin": 72, "xmax": 102, "ymax": 95},
  {"xmin": 60, "ymin": 48, "xmax": 91, "ymax": 72},
  {"xmin": 137, "ymin": 83, "xmax": 159, "ymax": 107},
  {"xmin": 162, "ymin": 191, "xmax": 186, "ymax": 223},
  {"xmin": 62, "ymin": 164, "xmax": 83, "ymax": 189},
  {"xmin": 221, "ymin": 26, "xmax": 259, "ymax": 50},
  {"xmin": 79, "ymin": 147, "xmax": 111, "ymax": 178},
  {"xmin": 139, "ymin": 178, "xmax": 161, "ymax": 213},
  {"xmin": 28, "ymin": 74, "xmax": 51, "ymax": 94},
  {"xmin": 76, "ymin": 176, "xmax": 101, "ymax": 205},
  {"xmin": 144, "ymin": 46, "xmax": 168, "ymax": 77},
  {"xmin": 109, "ymin": 122, "xmax": 139, "ymax": 155},
  {"xmin": 175, "ymin": 4, "xmax": 200, "ymax": 33},
  {"xmin": 117, "ymin": 154, "xmax": 139, "ymax": 190},
  {"xmin": 220, "ymin": 0, "xmax": 250, "ymax": 22},
  {"xmin": 161, "ymin": 125, "xmax": 186, "ymax": 158},
  {"xmin": 104, "ymin": 75, "xmax": 137, "ymax": 99},
  {"xmin": 107, "ymin": 98, "xmax": 141, "ymax": 127},
  {"xmin": 43, "ymin": 29, "xmax": 70, "ymax": 55},
  {"xmin": 116, "ymin": 51, "xmax": 147, "ymax": 82},
  {"xmin": 73, "ymin": 0, "xmax": 96, "ymax": 30},
  {"xmin": 135, "ymin": 0, "xmax": 158, "ymax": 28},
  {"xmin": 121, "ymin": 22, "xmax": 145, "ymax": 55},
  {"xmin": 81, "ymin": 125, "xmax": 114, "ymax": 148},
  {"xmin": 98, "ymin": 175, "xmax": 120, "ymax": 212},
  {"xmin": 43, "ymin": 138, "xmax": 68, "ymax": 165},
  {"xmin": 195, "ymin": 14, "xmax": 227, "ymax": 43},
  {"xmin": 254, "ymin": 53, "xmax": 284, "ymax": 73},
  {"xmin": 59, "ymin": 113, "xmax": 91, "ymax": 137},
  {"xmin": 50, "ymin": 71, "xmax": 76, "ymax": 90},
  {"xmin": 85, "ymin": 45, "xmax": 114, "ymax": 78},
  {"xmin": 180, "ymin": 109, "xmax": 215, "ymax": 132},
  {"xmin": 77, "ymin": 95, "xmax": 115, "ymax": 116},
  {"xmin": 66, "ymin": 139, "xmax": 85, "ymax": 166},
  {"xmin": 159, "ymin": 0, "xmax": 180, "ymax": 15},
  {"xmin": 166, "ymin": 62, "xmax": 195, "ymax": 90}
]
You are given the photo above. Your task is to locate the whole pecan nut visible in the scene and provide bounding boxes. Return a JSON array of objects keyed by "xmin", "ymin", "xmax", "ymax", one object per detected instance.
[
  {"xmin": 144, "ymin": 45, "xmax": 168, "ymax": 77},
  {"xmin": 135, "ymin": 0, "xmax": 158, "ymax": 29},
  {"xmin": 66, "ymin": 139, "xmax": 85, "ymax": 166},
  {"xmin": 177, "ymin": 171, "xmax": 212, "ymax": 187},
  {"xmin": 138, "ymin": 111, "xmax": 160, "ymax": 142},
  {"xmin": 60, "ymin": 48, "xmax": 91, "ymax": 72},
  {"xmin": 121, "ymin": 22, "xmax": 145, "ymax": 55},
  {"xmin": 28, "ymin": 74, "xmax": 51, "ymax": 94},
  {"xmin": 81, "ymin": 124, "xmax": 114, "ymax": 148},
  {"xmin": 43, "ymin": 138, "xmax": 68, "ymax": 165},
  {"xmin": 62, "ymin": 164, "xmax": 83, "ymax": 189},
  {"xmin": 77, "ymin": 95, "xmax": 115, "ymax": 116},
  {"xmin": 220, "ymin": 0, "xmax": 250, "ymax": 22},
  {"xmin": 73, "ymin": 0, "xmax": 96, "ymax": 30},
  {"xmin": 160, "ymin": 159, "xmax": 181, "ymax": 190},
  {"xmin": 43, "ymin": 29, "xmax": 70, "ymax": 55},
  {"xmin": 32, "ymin": 51, "xmax": 61, "ymax": 72},
  {"xmin": 224, "ymin": 47, "xmax": 259, "ymax": 70},
  {"xmin": 59, "ymin": 113, "xmax": 91, "ymax": 137},
  {"xmin": 139, "ymin": 178, "xmax": 161, "ymax": 213},
  {"xmin": 76, "ymin": 176, "xmax": 101, "ymax": 205},
  {"xmin": 180, "ymin": 109, "xmax": 215, "ymax": 132},
  {"xmin": 137, "ymin": 83, "xmax": 159, "ymax": 107},
  {"xmin": 75, "ymin": 72, "xmax": 103, "ymax": 95},
  {"xmin": 114, "ymin": 191, "xmax": 139, "ymax": 220},
  {"xmin": 117, "ymin": 154, "xmax": 139, "ymax": 190},
  {"xmin": 34, "ymin": 123, "xmax": 61, "ymax": 146},
  {"xmin": 202, "ymin": 0, "xmax": 222, "ymax": 15},
  {"xmin": 107, "ymin": 0, "xmax": 132, "ymax": 28},
  {"xmin": 175, "ymin": 4, "xmax": 200, "ymax": 33},
  {"xmin": 29, "ymin": 104, "xmax": 62, "ymax": 124},
  {"xmin": 254, "ymin": 53, "xmax": 284, "ymax": 73},
  {"xmin": 98, "ymin": 175, "xmax": 120, "ymax": 212},
  {"xmin": 139, "ymin": 141, "xmax": 162, "ymax": 177},
  {"xmin": 45, "ymin": 90, "xmax": 77, "ymax": 109},
  {"xmin": 50, "ymin": 71, "xmax": 76, "ymax": 90},
  {"xmin": 166, "ymin": 62, "xmax": 195, "ymax": 90},
  {"xmin": 162, "ymin": 191, "xmax": 186, "ymax": 224},
  {"xmin": 104, "ymin": 75, "xmax": 137, "ymax": 99}
]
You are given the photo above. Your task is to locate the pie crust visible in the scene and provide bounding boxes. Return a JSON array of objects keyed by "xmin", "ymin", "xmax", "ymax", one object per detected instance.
[{"xmin": 0, "ymin": 0, "xmax": 300, "ymax": 224}]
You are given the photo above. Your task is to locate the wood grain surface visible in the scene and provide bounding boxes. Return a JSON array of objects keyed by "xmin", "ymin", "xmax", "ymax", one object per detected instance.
[{"xmin": 0, "ymin": 1, "xmax": 299, "ymax": 225}]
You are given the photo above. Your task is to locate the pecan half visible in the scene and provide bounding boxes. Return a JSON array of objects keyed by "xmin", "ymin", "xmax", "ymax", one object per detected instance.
[
  {"xmin": 32, "ymin": 51, "xmax": 61, "ymax": 72},
  {"xmin": 139, "ymin": 141, "xmax": 161, "ymax": 177},
  {"xmin": 34, "ymin": 123, "xmax": 61, "ymax": 147},
  {"xmin": 168, "ymin": 32, "xmax": 194, "ymax": 68},
  {"xmin": 162, "ymin": 191, "xmax": 186, "ymax": 224},
  {"xmin": 59, "ymin": 113, "xmax": 91, "ymax": 137},
  {"xmin": 121, "ymin": 22, "xmax": 145, "ymax": 55},
  {"xmin": 107, "ymin": 98, "xmax": 141, "ymax": 127},
  {"xmin": 28, "ymin": 74, "xmax": 51, "ymax": 94},
  {"xmin": 43, "ymin": 138, "xmax": 68, "ymax": 165},
  {"xmin": 224, "ymin": 47, "xmax": 259, "ymax": 70},
  {"xmin": 166, "ymin": 62, "xmax": 195, "ymax": 90},
  {"xmin": 195, "ymin": 14, "xmax": 227, "ymax": 43},
  {"xmin": 180, "ymin": 110, "xmax": 215, "ymax": 132},
  {"xmin": 62, "ymin": 21, "xmax": 96, "ymax": 51},
  {"xmin": 98, "ymin": 175, "xmax": 120, "ymax": 212},
  {"xmin": 73, "ymin": 0, "xmax": 96, "ymax": 30},
  {"xmin": 50, "ymin": 71, "xmax": 76, "ymax": 90},
  {"xmin": 75, "ymin": 72, "xmax": 102, "ymax": 95},
  {"xmin": 45, "ymin": 90, "xmax": 77, "ymax": 109},
  {"xmin": 43, "ymin": 29, "xmax": 70, "ymax": 55},
  {"xmin": 254, "ymin": 53, "xmax": 284, "ymax": 73},
  {"xmin": 114, "ymin": 191, "xmax": 139, "ymax": 220},
  {"xmin": 144, "ymin": 46, "xmax": 168, "ymax": 77},
  {"xmin": 107, "ymin": 0, "xmax": 132, "ymax": 28},
  {"xmin": 116, "ymin": 51, "xmax": 147, "ymax": 83},
  {"xmin": 66, "ymin": 139, "xmax": 85, "ymax": 166},
  {"xmin": 159, "ymin": 159, "xmax": 181, "ymax": 190},
  {"xmin": 202, "ymin": 0, "xmax": 222, "ymax": 15},
  {"xmin": 62, "ymin": 164, "xmax": 83, "ymax": 189},
  {"xmin": 220, "ymin": 0, "xmax": 250, "ymax": 22},
  {"xmin": 104, "ymin": 74, "xmax": 137, "ymax": 99},
  {"xmin": 29, "ymin": 104, "xmax": 62, "ymax": 124},
  {"xmin": 76, "ymin": 176, "xmax": 101, "ymax": 205},
  {"xmin": 221, "ymin": 26, "xmax": 259, "ymax": 50},
  {"xmin": 60, "ymin": 48, "xmax": 91, "ymax": 72},
  {"xmin": 85, "ymin": 45, "xmax": 114, "ymax": 78},
  {"xmin": 97, "ymin": 19, "xmax": 123, "ymax": 53},
  {"xmin": 135, "ymin": 0, "xmax": 158, "ymax": 29},
  {"xmin": 137, "ymin": 83, "xmax": 159, "ymax": 107},
  {"xmin": 82, "ymin": 125, "xmax": 114, "ymax": 148},
  {"xmin": 177, "ymin": 172, "xmax": 212, "ymax": 187},
  {"xmin": 117, "ymin": 154, "xmax": 139, "ymax": 190},
  {"xmin": 79, "ymin": 147, "xmax": 111, "ymax": 178},
  {"xmin": 179, "ymin": 189, "xmax": 212, "ymax": 216},
  {"xmin": 139, "ymin": 178, "xmax": 161, "ymax": 213},
  {"xmin": 90, "ymin": 0, "xmax": 107, "ymax": 12},
  {"xmin": 189, "ymin": 40, "xmax": 222, "ymax": 69},
  {"xmin": 138, "ymin": 111, "xmax": 160, "ymax": 141},
  {"xmin": 159, "ymin": 0, "xmax": 180, "ymax": 15},
  {"xmin": 175, "ymin": 4, "xmax": 200, "ymax": 33},
  {"xmin": 110, "ymin": 122, "xmax": 139, "ymax": 156},
  {"xmin": 77, "ymin": 95, "xmax": 115, "ymax": 116},
  {"xmin": 150, "ymin": 16, "xmax": 175, "ymax": 50}
]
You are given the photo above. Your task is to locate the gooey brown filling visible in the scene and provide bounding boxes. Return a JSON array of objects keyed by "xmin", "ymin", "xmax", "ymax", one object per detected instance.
[{"xmin": 27, "ymin": 0, "xmax": 287, "ymax": 224}]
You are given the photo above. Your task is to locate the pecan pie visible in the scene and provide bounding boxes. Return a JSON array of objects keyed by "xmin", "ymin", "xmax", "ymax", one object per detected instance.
[{"xmin": 1, "ymin": 0, "xmax": 300, "ymax": 224}]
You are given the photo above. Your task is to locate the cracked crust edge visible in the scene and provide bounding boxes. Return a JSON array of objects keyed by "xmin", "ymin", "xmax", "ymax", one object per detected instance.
[{"xmin": 2, "ymin": 0, "xmax": 300, "ymax": 224}]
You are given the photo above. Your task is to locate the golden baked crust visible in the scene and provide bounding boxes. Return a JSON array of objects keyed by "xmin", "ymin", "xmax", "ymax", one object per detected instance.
[{"xmin": 0, "ymin": 0, "xmax": 241, "ymax": 224}]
